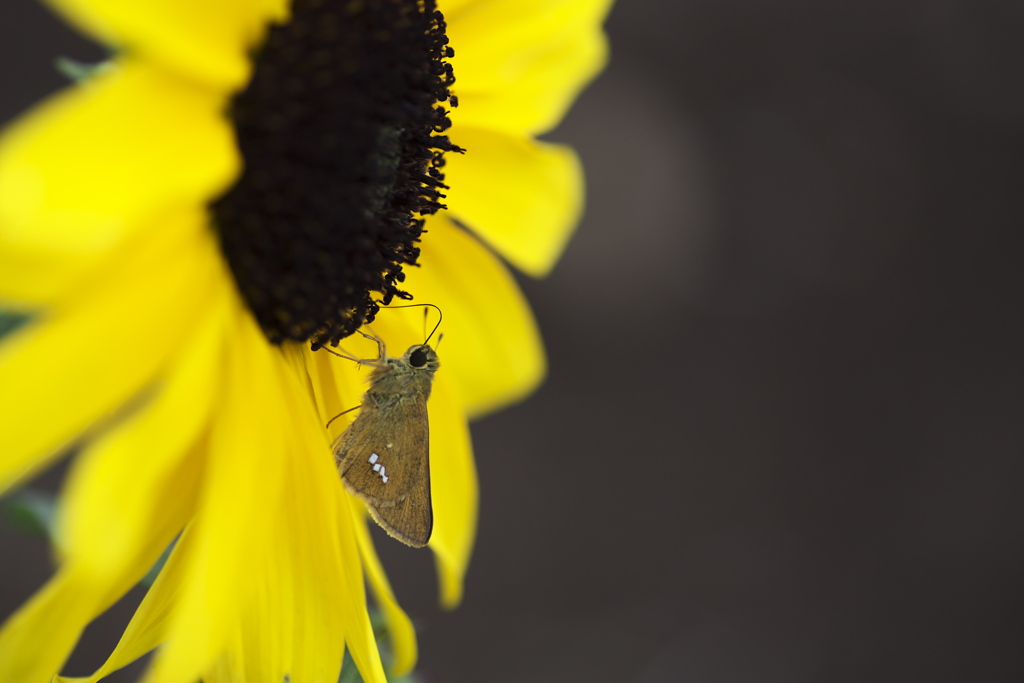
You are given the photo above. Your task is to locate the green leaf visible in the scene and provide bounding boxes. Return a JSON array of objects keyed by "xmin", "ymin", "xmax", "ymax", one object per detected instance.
[
  {"xmin": 0, "ymin": 309, "xmax": 30, "ymax": 340},
  {"xmin": 55, "ymin": 56, "xmax": 113, "ymax": 83}
]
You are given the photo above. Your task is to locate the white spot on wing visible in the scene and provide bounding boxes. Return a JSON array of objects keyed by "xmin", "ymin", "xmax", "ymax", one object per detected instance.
[{"xmin": 368, "ymin": 453, "xmax": 390, "ymax": 484}]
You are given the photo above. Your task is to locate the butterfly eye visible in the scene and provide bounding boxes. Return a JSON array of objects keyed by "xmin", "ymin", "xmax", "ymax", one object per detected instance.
[{"xmin": 409, "ymin": 347, "xmax": 429, "ymax": 367}]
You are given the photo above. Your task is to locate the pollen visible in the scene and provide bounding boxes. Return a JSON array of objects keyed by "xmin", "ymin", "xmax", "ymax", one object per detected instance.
[{"xmin": 211, "ymin": 0, "xmax": 461, "ymax": 348}]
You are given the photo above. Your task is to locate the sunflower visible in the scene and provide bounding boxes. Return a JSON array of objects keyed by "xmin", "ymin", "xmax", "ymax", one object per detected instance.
[{"xmin": 0, "ymin": 0, "xmax": 610, "ymax": 681}]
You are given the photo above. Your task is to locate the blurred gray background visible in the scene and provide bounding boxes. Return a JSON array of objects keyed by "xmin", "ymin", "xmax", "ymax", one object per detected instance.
[{"xmin": 2, "ymin": 1, "xmax": 1022, "ymax": 681}]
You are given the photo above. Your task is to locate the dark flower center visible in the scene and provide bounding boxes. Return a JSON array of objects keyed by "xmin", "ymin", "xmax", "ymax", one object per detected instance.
[{"xmin": 211, "ymin": 0, "xmax": 460, "ymax": 348}]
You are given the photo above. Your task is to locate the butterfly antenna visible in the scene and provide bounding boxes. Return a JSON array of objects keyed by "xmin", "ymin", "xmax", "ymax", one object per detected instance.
[
  {"xmin": 326, "ymin": 405, "xmax": 360, "ymax": 430},
  {"xmin": 380, "ymin": 303, "xmax": 443, "ymax": 345}
]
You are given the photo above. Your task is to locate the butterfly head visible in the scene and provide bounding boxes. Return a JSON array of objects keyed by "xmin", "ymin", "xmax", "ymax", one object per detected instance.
[{"xmin": 403, "ymin": 344, "xmax": 440, "ymax": 373}]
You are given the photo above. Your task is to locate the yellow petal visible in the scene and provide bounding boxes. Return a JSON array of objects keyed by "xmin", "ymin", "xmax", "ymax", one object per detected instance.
[
  {"xmin": 403, "ymin": 214, "xmax": 546, "ymax": 418},
  {"xmin": 0, "ymin": 59, "xmax": 238, "ymax": 306},
  {"xmin": 0, "ymin": 365, "xmax": 215, "ymax": 683},
  {"xmin": 327, "ymin": 438, "xmax": 388, "ymax": 683},
  {"xmin": 0, "ymin": 237, "xmax": 225, "ymax": 681},
  {"xmin": 203, "ymin": 380, "xmax": 352, "ymax": 683},
  {"xmin": 0, "ymin": 568, "xmax": 99, "ymax": 683},
  {"xmin": 42, "ymin": 0, "xmax": 273, "ymax": 88},
  {"xmin": 2, "ymin": 441, "xmax": 203, "ymax": 683},
  {"xmin": 145, "ymin": 307, "xmax": 289, "ymax": 683},
  {"xmin": 66, "ymin": 477, "xmax": 350, "ymax": 683},
  {"xmin": 426, "ymin": 375, "xmax": 477, "ymax": 608},
  {"xmin": 0, "ymin": 239, "xmax": 114, "ymax": 309},
  {"xmin": 452, "ymin": 29, "xmax": 605, "ymax": 135},
  {"xmin": 283, "ymin": 385, "xmax": 384, "ymax": 683},
  {"xmin": 58, "ymin": 522, "xmax": 201, "ymax": 683},
  {"xmin": 438, "ymin": 0, "xmax": 477, "ymax": 16},
  {"xmin": 297, "ymin": 343, "xmax": 367, "ymax": 446},
  {"xmin": 0, "ymin": 212, "xmax": 220, "ymax": 495},
  {"xmin": 447, "ymin": 0, "xmax": 611, "ymax": 135},
  {"xmin": 442, "ymin": 127, "xmax": 584, "ymax": 277},
  {"xmin": 294, "ymin": 348, "xmax": 389, "ymax": 683},
  {"xmin": 257, "ymin": 0, "xmax": 291, "ymax": 23},
  {"xmin": 350, "ymin": 497, "xmax": 418, "ymax": 676},
  {"xmin": 138, "ymin": 306, "xmax": 387, "ymax": 683},
  {"xmin": 56, "ymin": 283, "xmax": 228, "ymax": 573}
]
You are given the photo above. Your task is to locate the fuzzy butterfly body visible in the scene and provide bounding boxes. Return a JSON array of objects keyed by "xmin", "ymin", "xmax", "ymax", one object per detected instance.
[{"xmin": 332, "ymin": 342, "xmax": 440, "ymax": 547}]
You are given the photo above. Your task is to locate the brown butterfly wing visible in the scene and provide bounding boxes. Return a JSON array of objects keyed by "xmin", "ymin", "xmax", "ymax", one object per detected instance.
[{"xmin": 335, "ymin": 397, "xmax": 433, "ymax": 547}]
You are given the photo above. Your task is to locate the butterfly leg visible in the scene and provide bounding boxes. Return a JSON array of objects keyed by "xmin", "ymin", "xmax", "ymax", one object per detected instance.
[
  {"xmin": 357, "ymin": 329, "xmax": 387, "ymax": 362},
  {"xmin": 320, "ymin": 329, "xmax": 386, "ymax": 367},
  {"xmin": 319, "ymin": 344, "xmax": 373, "ymax": 367}
]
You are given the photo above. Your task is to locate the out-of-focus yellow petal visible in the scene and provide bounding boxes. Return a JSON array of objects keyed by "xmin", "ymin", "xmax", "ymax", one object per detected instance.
[
  {"xmin": 202, "ymin": 370, "xmax": 352, "ymax": 683},
  {"xmin": 403, "ymin": 214, "xmax": 546, "ymax": 418},
  {"xmin": 452, "ymin": 29, "xmax": 605, "ymax": 135},
  {"xmin": 442, "ymin": 127, "xmax": 584, "ymax": 277},
  {"xmin": 4, "ymin": 443, "xmax": 205, "ymax": 683},
  {"xmin": 58, "ymin": 522, "xmax": 200, "ymax": 683},
  {"xmin": 0, "ymin": 238, "xmax": 116, "ymax": 308},
  {"xmin": 447, "ymin": 0, "xmax": 611, "ymax": 135},
  {"xmin": 0, "ymin": 243, "xmax": 225, "ymax": 682},
  {"xmin": 1, "ymin": 321, "xmax": 221, "ymax": 683},
  {"xmin": 56, "ymin": 283, "xmax": 228, "ymax": 573},
  {"xmin": 283, "ymin": 374, "xmax": 383, "ymax": 683},
  {"xmin": 0, "ymin": 59, "xmax": 238, "ymax": 307},
  {"xmin": 299, "ymin": 343, "xmax": 366, "ymax": 446},
  {"xmin": 331, "ymin": 501, "xmax": 387, "ymax": 683},
  {"xmin": 0, "ymin": 211, "xmax": 218, "ymax": 495},
  {"xmin": 0, "ymin": 569, "xmax": 97, "ymax": 683},
  {"xmin": 145, "ymin": 306, "xmax": 287, "ymax": 683},
  {"xmin": 350, "ymin": 497, "xmax": 418, "ymax": 676},
  {"xmin": 42, "ymin": 0, "xmax": 273, "ymax": 88},
  {"xmin": 136, "ymin": 307, "xmax": 387, "ymax": 683},
  {"xmin": 330, "ymin": 452, "xmax": 389, "ymax": 683},
  {"xmin": 254, "ymin": 0, "xmax": 290, "ymax": 23},
  {"xmin": 426, "ymin": 375, "xmax": 477, "ymax": 608},
  {"xmin": 0, "ymin": 311, "xmax": 220, "ymax": 683},
  {"xmin": 438, "ymin": 0, "xmax": 476, "ymax": 16}
]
